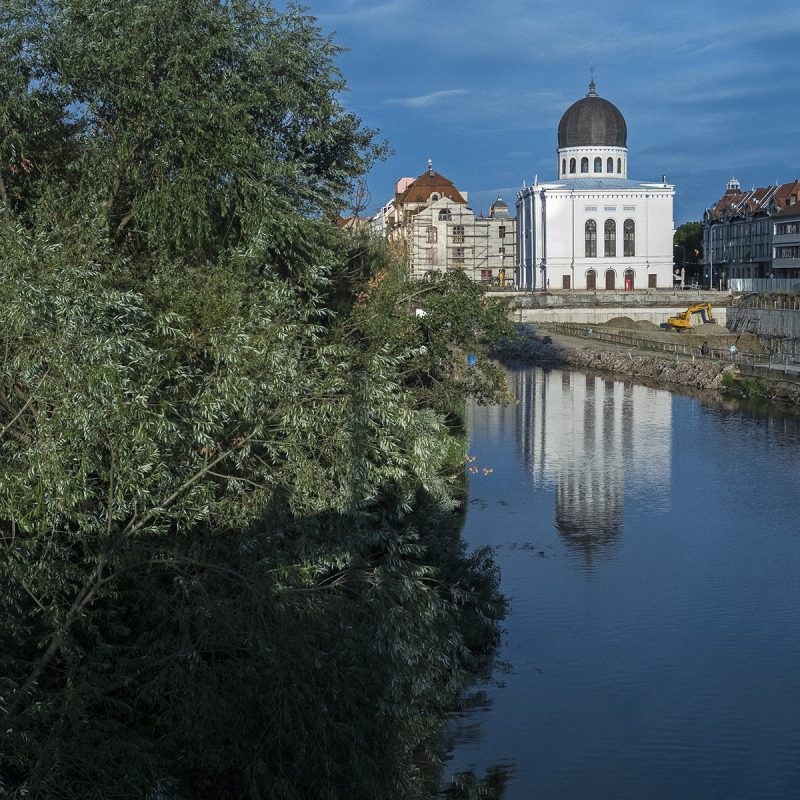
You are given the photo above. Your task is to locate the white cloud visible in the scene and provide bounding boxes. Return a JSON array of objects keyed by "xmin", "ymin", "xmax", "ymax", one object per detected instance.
[{"xmin": 385, "ymin": 89, "xmax": 469, "ymax": 109}]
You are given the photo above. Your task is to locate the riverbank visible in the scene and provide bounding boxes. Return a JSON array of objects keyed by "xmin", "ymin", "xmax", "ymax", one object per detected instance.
[{"xmin": 494, "ymin": 324, "xmax": 800, "ymax": 407}]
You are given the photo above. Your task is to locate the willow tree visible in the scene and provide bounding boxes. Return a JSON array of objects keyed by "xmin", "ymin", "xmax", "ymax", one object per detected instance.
[{"xmin": 0, "ymin": 2, "xmax": 510, "ymax": 797}]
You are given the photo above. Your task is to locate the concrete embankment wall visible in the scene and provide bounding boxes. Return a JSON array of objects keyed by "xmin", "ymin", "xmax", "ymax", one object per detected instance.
[
  {"xmin": 493, "ymin": 290, "xmax": 728, "ymax": 326},
  {"xmin": 514, "ymin": 306, "xmax": 728, "ymax": 326}
]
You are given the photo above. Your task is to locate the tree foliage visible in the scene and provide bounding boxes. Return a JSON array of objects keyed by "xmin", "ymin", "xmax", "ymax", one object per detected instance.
[
  {"xmin": 0, "ymin": 2, "xmax": 512, "ymax": 797},
  {"xmin": 674, "ymin": 221, "xmax": 704, "ymax": 277}
]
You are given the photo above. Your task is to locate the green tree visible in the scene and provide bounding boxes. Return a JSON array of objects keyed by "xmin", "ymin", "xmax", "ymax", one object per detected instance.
[
  {"xmin": 0, "ymin": 2, "xmax": 510, "ymax": 797},
  {"xmin": 674, "ymin": 221, "xmax": 704, "ymax": 282}
]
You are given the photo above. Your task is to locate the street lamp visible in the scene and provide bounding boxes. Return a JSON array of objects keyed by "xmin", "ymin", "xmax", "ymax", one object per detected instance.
[{"xmin": 709, "ymin": 225, "xmax": 715, "ymax": 291}]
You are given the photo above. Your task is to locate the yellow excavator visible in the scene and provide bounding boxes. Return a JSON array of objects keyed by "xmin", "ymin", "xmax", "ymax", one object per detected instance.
[{"xmin": 667, "ymin": 303, "xmax": 716, "ymax": 330}]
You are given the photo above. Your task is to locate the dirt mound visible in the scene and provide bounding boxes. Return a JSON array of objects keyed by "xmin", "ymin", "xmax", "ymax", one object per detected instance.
[
  {"xmin": 635, "ymin": 319, "xmax": 662, "ymax": 330},
  {"xmin": 601, "ymin": 316, "xmax": 639, "ymax": 329}
]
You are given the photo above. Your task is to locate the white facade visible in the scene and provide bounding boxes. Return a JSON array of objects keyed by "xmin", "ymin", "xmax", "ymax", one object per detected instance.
[
  {"xmin": 516, "ymin": 84, "xmax": 675, "ymax": 291},
  {"xmin": 516, "ymin": 179, "xmax": 675, "ymax": 290}
]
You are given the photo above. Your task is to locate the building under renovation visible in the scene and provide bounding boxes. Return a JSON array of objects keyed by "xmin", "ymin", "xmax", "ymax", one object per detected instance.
[{"xmin": 373, "ymin": 162, "xmax": 516, "ymax": 284}]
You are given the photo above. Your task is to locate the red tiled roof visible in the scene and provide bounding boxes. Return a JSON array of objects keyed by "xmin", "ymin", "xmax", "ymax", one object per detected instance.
[
  {"xmin": 708, "ymin": 180, "xmax": 800, "ymax": 220},
  {"xmin": 396, "ymin": 169, "xmax": 466, "ymax": 206}
]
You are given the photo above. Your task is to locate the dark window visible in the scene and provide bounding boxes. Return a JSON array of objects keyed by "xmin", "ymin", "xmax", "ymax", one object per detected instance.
[
  {"xmin": 426, "ymin": 226, "xmax": 437, "ymax": 243},
  {"xmin": 607, "ymin": 157, "xmax": 613, "ymax": 172},
  {"xmin": 605, "ymin": 269, "xmax": 616, "ymax": 290},
  {"xmin": 617, "ymin": 157, "xmax": 622, "ymax": 173},
  {"xmin": 594, "ymin": 157, "xmax": 602, "ymax": 173},
  {"xmin": 585, "ymin": 220, "xmax": 597, "ymax": 258},
  {"xmin": 581, "ymin": 157, "xmax": 589, "ymax": 173},
  {"xmin": 570, "ymin": 158, "xmax": 576, "ymax": 173},
  {"xmin": 498, "ymin": 225, "xmax": 506, "ymax": 238},
  {"xmin": 562, "ymin": 159, "xmax": 566, "ymax": 175},
  {"xmin": 604, "ymin": 219, "xmax": 616, "ymax": 257},
  {"xmin": 452, "ymin": 225, "xmax": 464, "ymax": 243},
  {"xmin": 623, "ymin": 218, "xmax": 635, "ymax": 256},
  {"xmin": 586, "ymin": 269, "xmax": 597, "ymax": 290},
  {"xmin": 438, "ymin": 208, "xmax": 451, "ymax": 221}
]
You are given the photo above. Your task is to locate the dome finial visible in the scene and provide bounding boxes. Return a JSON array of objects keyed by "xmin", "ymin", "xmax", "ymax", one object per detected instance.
[
  {"xmin": 427, "ymin": 158, "xmax": 433, "ymax": 174},
  {"xmin": 588, "ymin": 65, "xmax": 597, "ymax": 96}
]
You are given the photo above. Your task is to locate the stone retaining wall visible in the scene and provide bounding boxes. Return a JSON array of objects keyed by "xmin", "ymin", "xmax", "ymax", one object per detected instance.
[{"xmin": 495, "ymin": 331, "xmax": 800, "ymax": 406}]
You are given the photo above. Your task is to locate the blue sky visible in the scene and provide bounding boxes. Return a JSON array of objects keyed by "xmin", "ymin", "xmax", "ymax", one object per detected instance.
[{"xmin": 304, "ymin": 0, "xmax": 800, "ymax": 225}]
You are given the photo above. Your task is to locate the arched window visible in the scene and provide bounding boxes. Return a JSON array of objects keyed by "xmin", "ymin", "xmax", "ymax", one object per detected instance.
[
  {"xmin": 623, "ymin": 219, "xmax": 635, "ymax": 256},
  {"xmin": 431, "ymin": 193, "xmax": 440, "ymax": 202},
  {"xmin": 438, "ymin": 208, "xmax": 451, "ymax": 221},
  {"xmin": 581, "ymin": 157, "xmax": 589, "ymax": 173},
  {"xmin": 426, "ymin": 226, "xmax": 437, "ymax": 243},
  {"xmin": 586, "ymin": 269, "xmax": 597, "ymax": 290},
  {"xmin": 607, "ymin": 157, "xmax": 613, "ymax": 173},
  {"xmin": 605, "ymin": 269, "xmax": 616, "ymax": 290},
  {"xmin": 594, "ymin": 157, "xmax": 602, "ymax": 173},
  {"xmin": 585, "ymin": 220, "xmax": 597, "ymax": 258},
  {"xmin": 604, "ymin": 219, "xmax": 616, "ymax": 257},
  {"xmin": 562, "ymin": 158, "xmax": 566, "ymax": 175},
  {"xmin": 617, "ymin": 157, "xmax": 622, "ymax": 173},
  {"xmin": 570, "ymin": 158, "xmax": 576, "ymax": 174}
]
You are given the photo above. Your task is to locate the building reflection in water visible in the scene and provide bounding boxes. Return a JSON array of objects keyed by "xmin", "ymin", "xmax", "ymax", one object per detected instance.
[{"xmin": 511, "ymin": 367, "xmax": 673, "ymax": 565}]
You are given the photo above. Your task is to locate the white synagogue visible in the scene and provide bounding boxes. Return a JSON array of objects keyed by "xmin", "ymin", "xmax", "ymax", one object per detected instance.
[{"xmin": 516, "ymin": 79, "xmax": 675, "ymax": 291}]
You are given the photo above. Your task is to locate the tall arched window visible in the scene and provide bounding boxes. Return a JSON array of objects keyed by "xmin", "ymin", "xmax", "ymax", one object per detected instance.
[
  {"xmin": 562, "ymin": 158, "xmax": 566, "ymax": 175},
  {"xmin": 570, "ymin": 158, "xmax": 576, "ymax": 173},
  {"xmin": 438, "ymin": 208, "xmax": 451, "ymax": 221},
  {"xmin": 604, "ymin": 219, "xmax": 616, "ymax": 257},
  {"xmin": 607, "ymin": 157, "xmax": 613, "ymax": 173},
  {"xmin": 605, "ymin": 269, "xmax": 616, "ymax": 290},
  {"xmin": 623, "ymin": 219, "xmax": 635, "ymax": 256},
  {"xmin": 617, "ymin": 157, "xmax": 622, "ymax": 173},
  {"xmin": 581, "ymin": 157, "xmax": 589, "ymax": 173},
  {"xmin": 585, "ymin": 220, "xmax": 597, "ymax": 258},
  {"xmin": 586, "ymin": 269, "xmax": 597, "ymax": 290},
  {"xmin": 427, "ymin": 226, "xmax": 437, "ymax": 243},
  {"xmin": 594, "ymin": 157, "xmax": 602, "ymax": 173}
]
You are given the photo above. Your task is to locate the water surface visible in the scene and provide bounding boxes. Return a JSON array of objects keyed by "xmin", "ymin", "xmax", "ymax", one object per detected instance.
[{"xmin": 445, "ymin": 366, "xmax": 800, "ymax": 800}]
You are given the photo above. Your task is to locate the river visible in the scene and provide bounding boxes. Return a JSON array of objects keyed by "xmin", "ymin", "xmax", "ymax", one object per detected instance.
[{"xmin": 443, "ymin": 365, "xmax": 800, "ymax": 800}]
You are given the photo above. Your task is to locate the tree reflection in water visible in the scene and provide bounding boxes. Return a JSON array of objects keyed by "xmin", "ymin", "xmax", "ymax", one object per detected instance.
[{"xmin": 440, "ymin": 764, "xmax": 515, "ymax": 798}]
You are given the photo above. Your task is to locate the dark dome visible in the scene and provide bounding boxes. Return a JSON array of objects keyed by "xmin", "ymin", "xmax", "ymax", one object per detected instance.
[{"xmin": 557, "ymin": 84, "xmax": 627, "ymax": 148}]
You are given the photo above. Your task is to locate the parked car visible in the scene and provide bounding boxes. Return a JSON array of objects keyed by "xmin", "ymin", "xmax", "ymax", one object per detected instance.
[{"xmin": 683, "ymin": 282, "xmax": 701, "ymax": 290}]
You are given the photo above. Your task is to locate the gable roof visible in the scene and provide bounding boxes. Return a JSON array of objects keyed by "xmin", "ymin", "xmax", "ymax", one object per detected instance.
[{"xmin": 708, "ymin": 180, "xmax": 800, "ymax": 220}]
